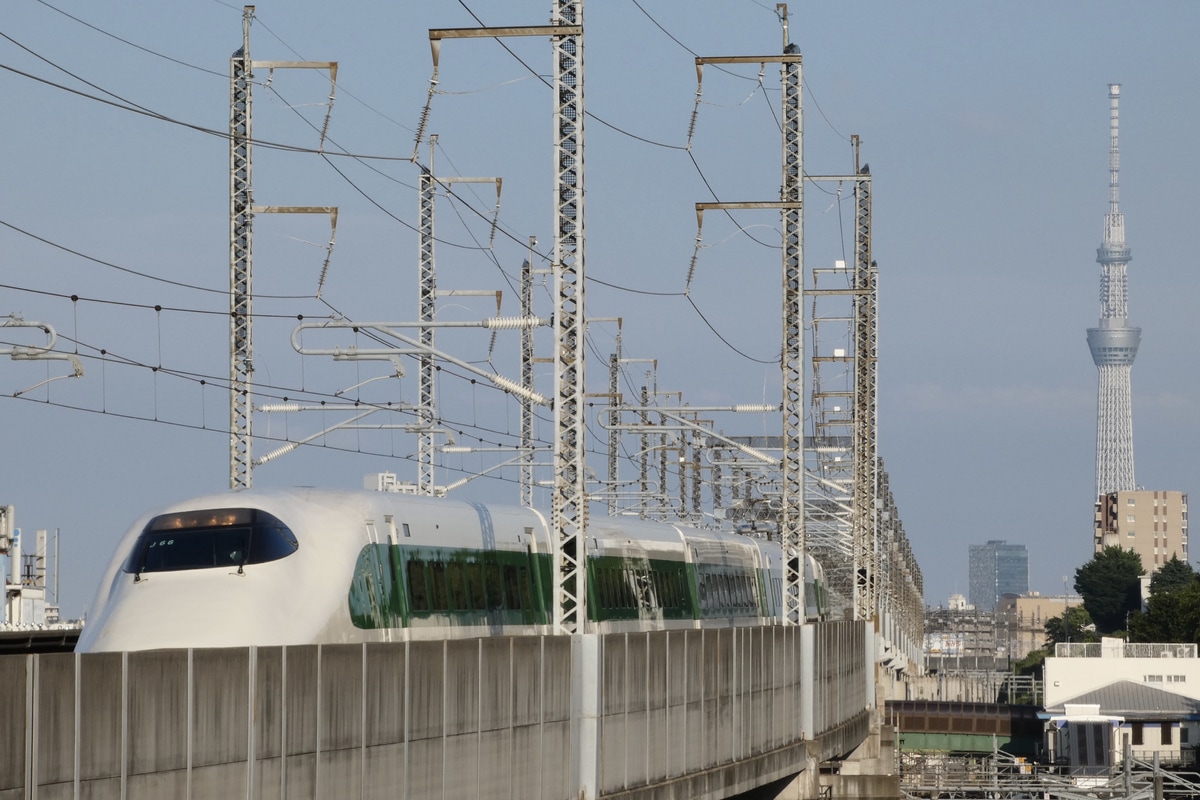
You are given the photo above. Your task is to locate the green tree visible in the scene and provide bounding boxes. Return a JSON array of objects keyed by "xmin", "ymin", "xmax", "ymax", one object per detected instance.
[
  {"xmin": 1044, "ymin": 605, "xmax": 1098, "ymax": 646},
  {"xmin": 1149, "ymin": 555, "xmax": 1195, "ymax": 596},
  {"xmin": 1128, "ymin": 576, "xmax": 1200, "ymax": 643},
  {"xmin": 1074, "ymin": 546, "xmax": 1144, "ymax": 634}
]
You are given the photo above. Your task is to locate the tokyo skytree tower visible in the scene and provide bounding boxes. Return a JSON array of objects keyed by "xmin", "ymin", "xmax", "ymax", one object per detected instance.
[{"xmin": 1087, "ymin": 84, "xmax": 1140, "ymax": 497}]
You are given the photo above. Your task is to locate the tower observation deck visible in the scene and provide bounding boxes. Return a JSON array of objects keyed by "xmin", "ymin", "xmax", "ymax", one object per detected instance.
[{"xmin": 1087, "ymin": 83, "xmax": 1140, "ymax": 497}]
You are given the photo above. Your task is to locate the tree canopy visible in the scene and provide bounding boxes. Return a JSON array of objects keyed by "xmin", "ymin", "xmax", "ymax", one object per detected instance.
[
  {"xmin": 1044, "ymin": 605, "xmax": 1097, "ymax": 647},
  {"xmin": 1149, "ymin": 555, "xmax": 1195, "ymax": 596},
  {"xmin": 1127, "ymin": 579, "xmax": 1200, "ymax": 643},
  {"xmin": 1127, "ymin": 558, "xmax": 1200, "ymax": 644},
  {"xmin": 1074, "ymin": 546, "xmax": 1144, "ymax": 634}
]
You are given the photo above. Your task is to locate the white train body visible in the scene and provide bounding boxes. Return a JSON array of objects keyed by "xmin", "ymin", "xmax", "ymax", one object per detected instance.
[{"xmin": 77, "ymin": 488, "xmax": 826, "ymax": 652}]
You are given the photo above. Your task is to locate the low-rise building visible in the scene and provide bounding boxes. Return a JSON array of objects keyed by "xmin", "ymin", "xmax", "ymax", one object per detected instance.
[
  {"xmin": 995, "ymin": 593, "xmax": 1079, "ymax": 661},
  {"xmin": 1044, "ymin": 638, "xmax": 1200, "ymax": 766}
]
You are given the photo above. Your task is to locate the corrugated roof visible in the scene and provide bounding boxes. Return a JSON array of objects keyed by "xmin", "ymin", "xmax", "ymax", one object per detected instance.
[{"xmin": 1046, "ymin": 680, "xmax": 1200, "ymax": 719}]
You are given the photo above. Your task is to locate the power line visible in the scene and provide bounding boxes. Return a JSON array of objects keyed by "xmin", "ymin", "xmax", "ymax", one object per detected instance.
[
  {"xmin": 0, "ymin": 218, "xmax": 312, "ymax": 299},
  {"xmin": 35, "ymin": 0, "xmax": 229, "ymax": 78},
  {"xmin": 4, "ymin": 2, "xmax": 833, "ymax": 407}
]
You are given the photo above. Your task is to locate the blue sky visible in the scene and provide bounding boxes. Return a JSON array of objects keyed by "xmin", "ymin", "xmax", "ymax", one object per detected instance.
[{"xmin": 2, "ymin": 1, "xmax": 1198, "ymax": 618}]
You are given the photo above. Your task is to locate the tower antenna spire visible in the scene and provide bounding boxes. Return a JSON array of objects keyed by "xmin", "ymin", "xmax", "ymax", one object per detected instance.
[{"xmin": 1087, "ymin": 83, "xmax": 1140, "ymax": 497}]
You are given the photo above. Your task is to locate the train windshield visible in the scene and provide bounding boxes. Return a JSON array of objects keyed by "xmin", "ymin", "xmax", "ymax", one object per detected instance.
[{"xmin": 122, "ymin": 508, "xmax": 298, "ymax": 574}]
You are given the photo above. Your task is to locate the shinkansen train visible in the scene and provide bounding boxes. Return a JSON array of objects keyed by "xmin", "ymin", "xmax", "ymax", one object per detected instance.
[{"xmin": 76, "ymin": 487, "xmax": 826, "ymax": 652}]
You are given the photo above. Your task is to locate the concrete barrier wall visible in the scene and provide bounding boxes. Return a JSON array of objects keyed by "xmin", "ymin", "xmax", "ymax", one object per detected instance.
[
  {"xmin": 594, "ymin": 622, "xmax": 868, "ymax": 799},
  {"xmin": 1, "ymin": 622, "xmax": 868, "ymax": 800},
  {"xmin": 596, "ymin": 626, "xmax": 808, "ymax": 797}
]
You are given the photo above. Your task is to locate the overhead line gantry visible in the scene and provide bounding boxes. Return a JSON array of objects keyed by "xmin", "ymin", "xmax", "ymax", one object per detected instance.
[
  {"xmin": 229, "ymin": 5, "xmax": 337, "ymax": 489},
  {"xmin": 424, "ymin": 1, "xmax": 587, "ymax": 637}
]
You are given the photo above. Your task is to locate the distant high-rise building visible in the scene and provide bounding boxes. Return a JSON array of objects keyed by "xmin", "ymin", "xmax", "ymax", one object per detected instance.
[
  {"xmin": 1088, "ymin": 84, "xmax": 1140, "ymax": 497},
  {"xmin": 968, "ymin": 540, "xmax": 1029, "ymax": 612},
  {"xmin": 1094, "ymin": 490, "xmax": 1189, "ymax": 572}
]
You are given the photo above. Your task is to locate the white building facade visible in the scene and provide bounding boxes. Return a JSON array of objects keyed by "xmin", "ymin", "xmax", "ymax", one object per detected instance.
[{"xmin": 1045, "ymin": 639, "xmax": 1200, "ymax": 765}]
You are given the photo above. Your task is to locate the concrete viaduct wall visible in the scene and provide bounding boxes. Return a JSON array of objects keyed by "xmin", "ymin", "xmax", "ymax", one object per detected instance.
[{"xmin": 0, "ymin": 621, "xmax": 868, "ymax": 800}]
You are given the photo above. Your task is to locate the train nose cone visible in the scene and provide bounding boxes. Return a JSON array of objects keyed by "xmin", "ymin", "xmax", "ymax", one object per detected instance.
[{"xmin": 78, "ymin": 570, "xmax": 301, "ymax": 651}]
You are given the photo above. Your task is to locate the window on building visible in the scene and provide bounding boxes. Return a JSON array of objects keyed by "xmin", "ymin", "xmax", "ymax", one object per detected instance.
[
  {"xmin": 1162, "ymin": 722, "xmax": 1173, "ymax": 745},
  {"xmin": 1127, "ymin": 515, "xmax": 1136, "ymax": 523},
  {"xmin": 1128, "ymin": 498, "xmax": 1137, "ymax": 506},
  {"xmin": 1132, "ymin": 722, "xmax": 1144, "ymax": 745}
]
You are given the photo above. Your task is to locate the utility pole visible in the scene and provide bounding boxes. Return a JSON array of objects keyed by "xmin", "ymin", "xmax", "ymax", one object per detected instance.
[
  {"xmin": 228, "ymin": 5, "xmax": 336, "ymax": 489},
  {"xmin": 416, "ymin": 135, "xmax": 502, "ymax": 495},
  {"xmin": 851, "ymin": 135, "xmax": 878, "ymax": 621},
  {"xmin": 425, "ymin": 0, "xmax": 588, "ymax": 635},
  {"xmin": 691, "ymin": 35, "xmax": 804, "ymax": 621}
]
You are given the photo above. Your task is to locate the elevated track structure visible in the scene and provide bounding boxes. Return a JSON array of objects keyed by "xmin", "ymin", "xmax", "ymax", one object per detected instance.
[{"xmin": 4, "ymin": 624, "xmax": 874, "ymax": 800}]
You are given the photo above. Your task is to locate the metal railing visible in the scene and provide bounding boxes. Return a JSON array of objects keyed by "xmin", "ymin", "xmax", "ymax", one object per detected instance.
[
  {"xmin": 1054, "ymin": 641, "xmax": 1197, "ymax": 658},
  {"xmin": 899, "ymin": 748, "xmax": 1200, "ymax": 799}
]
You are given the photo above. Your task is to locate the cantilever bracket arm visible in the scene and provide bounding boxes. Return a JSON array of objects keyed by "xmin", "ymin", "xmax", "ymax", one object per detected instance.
[{"xmin": 3, "ymin": 316, "xmax": 85, "ymax": 396}]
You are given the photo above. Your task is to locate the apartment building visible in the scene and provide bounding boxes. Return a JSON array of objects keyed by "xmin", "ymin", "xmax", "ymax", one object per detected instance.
[{"xmin": 1094, "ymin": 490, "xmax": 1188, "ymax": 572}]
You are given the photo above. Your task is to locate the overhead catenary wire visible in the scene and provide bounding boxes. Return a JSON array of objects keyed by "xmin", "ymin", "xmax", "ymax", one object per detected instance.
[
  {"xmin": 1, "ymin": 0, "xmax": 861, "ymax": 493},
  {"xmin": 1, "ymin": 11, "xmax": 795, "ymax": 360}
]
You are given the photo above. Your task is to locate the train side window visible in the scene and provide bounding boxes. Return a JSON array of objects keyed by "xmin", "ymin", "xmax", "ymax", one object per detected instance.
[
  {"xmin": 517, "ymin": 566, "xmax": 533, "ymax": 611},
  {"xmin": 640, "ymin": 570, "xmax": 656, "ymax": 609},
  {"xmin": 448, "ymin": 562, "xmax": 468, "ymax": 610},
  {"xmin": 595, "ymin": 568, "xmax": 608, "ymax": 609},
  {"xmin": 466, "ymin": 562, "xmax": 485, "ymax": 611},
  {"xmin": 592, "ymin": 568, "xmax": 601, "ymax": 609},
  {"xmin": 485, "ymin": 563, "xmax": 503, "ymax": 610},
  {"xmin": 407, "ymin": 559, "xmax": 430, "ymax": 612},
  {"xmin": 658, "ymin": 571, "xmax": 672, "ymax": 609},
  {"xmin": 429, "ymin": 562, "xmax": 449, "ymax": 610},
  {"xmin": 503, "ymin": 564, "xmax": 523, "ymax": 610},
  {"xmin": 657, "ymin": 570, "xmax": 672, "ymax": 609}
]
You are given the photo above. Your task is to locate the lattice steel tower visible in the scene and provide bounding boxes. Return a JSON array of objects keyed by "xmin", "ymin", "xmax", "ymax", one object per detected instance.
[{"xmin": 1087, "ymin": 84, "xmax": 1140, "ymax": 497}]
